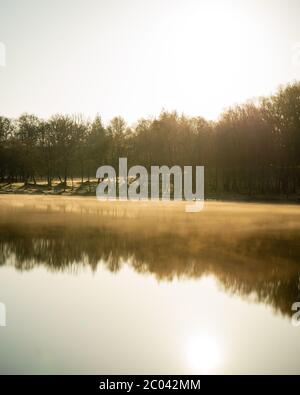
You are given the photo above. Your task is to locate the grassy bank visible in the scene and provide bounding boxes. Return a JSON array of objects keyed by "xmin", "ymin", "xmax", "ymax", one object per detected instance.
[
  {"xmin": 1, "ymin": 180, "xmax": 299, "ymax": 203},
  {"xmin": 0, "ymin": 180, "xmax": 97, "ymax": 196}
]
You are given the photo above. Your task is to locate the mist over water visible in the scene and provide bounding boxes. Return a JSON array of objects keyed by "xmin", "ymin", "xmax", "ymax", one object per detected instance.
[{"xmin": 0, "ymin": 196, "xmax": 300, "ymax": 373}]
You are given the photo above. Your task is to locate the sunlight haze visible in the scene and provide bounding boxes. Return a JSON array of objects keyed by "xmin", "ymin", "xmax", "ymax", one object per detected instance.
[{"xmin": 0, "ymin": 0, "xmax": 300, "ymax": 123}]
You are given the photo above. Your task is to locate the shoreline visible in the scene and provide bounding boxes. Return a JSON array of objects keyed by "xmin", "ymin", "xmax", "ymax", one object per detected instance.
[{"xmin": 0, "ymin": 186, "xmax": 299, "ymax": 205}]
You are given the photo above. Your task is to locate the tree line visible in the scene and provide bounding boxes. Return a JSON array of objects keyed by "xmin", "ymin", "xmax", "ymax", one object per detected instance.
[{"xmin": 0, "ymin": 82, "xmax": 300, "ymax": 198}]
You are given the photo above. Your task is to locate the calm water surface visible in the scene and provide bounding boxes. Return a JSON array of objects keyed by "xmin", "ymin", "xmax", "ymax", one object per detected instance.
[{"xmin": 0, "ymin": 195, "xmax": 300, "ymax": 374}]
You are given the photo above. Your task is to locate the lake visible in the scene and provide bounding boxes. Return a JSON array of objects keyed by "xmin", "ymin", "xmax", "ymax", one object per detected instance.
[{"xmin": 0, "ymin": 195, "xmax": 300, "ymax": 374}]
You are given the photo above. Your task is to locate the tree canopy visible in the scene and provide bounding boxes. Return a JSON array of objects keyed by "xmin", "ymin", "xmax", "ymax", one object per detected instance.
[{"xmin": 1, "ymin": 82, "xmax": 300, "ymax": 198}]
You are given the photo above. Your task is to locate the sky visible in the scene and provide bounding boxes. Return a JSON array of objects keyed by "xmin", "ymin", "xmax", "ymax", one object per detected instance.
[{"xmin": 0, "ymin": 0, "xmax": 300, "ymax": 125}]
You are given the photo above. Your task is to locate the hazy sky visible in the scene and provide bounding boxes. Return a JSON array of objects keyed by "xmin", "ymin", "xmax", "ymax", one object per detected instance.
[{"xmin": 0, "ymin": 0, "xmax": 300, "ymax": 124}]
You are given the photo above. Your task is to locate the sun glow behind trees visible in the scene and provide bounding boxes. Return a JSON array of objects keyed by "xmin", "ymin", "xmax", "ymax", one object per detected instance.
[
  {"xmin": 0, "ymin": 82, "xmax": 300, "ymax": 198},
  {"xmin": 0, "ymin": 0, "xmax": 300, "ymax": 122}
]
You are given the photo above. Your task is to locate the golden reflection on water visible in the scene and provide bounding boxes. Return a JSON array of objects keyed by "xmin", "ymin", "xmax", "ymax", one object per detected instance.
[
  {"xmin": 1, "ymin": 196, "xmax": 300, "ymax": 374},
  {"xmin": 185, "ymin": 332, "xmax": 223, "ymax": 373},
  {"xmin": 0, "ymin": 195, "xmax": 299, "ymax": 317}
]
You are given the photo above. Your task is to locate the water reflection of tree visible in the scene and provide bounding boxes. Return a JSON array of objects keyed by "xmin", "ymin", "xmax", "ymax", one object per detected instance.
[{"xmin": 0, "ymin": 216, "xmax": 299, "ymax": 317}]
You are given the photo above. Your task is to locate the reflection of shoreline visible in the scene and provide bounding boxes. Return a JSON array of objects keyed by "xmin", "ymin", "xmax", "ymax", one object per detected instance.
[
  {"xmin": 1, "ymin": 187, "xmax": 300, "ymax": 204},
  {"xmin": 0, "ymin": 197, "xmax": 300, "ymax": 317}
]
